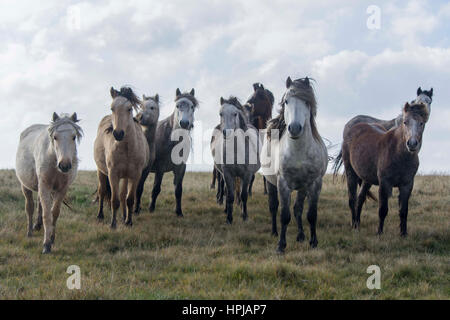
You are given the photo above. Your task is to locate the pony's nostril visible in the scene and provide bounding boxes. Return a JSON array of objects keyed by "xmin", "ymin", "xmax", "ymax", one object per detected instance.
[
  {"xmin": 58, "ymin": 162, "xmax": 71, "ymax": 172},
  {"xmin": 180, "ymin": 120, "xmax": 189, "ymax": 129},
  {"xmin": 113, "ymin": 130, "xmax": 124, "ymax": 141}
]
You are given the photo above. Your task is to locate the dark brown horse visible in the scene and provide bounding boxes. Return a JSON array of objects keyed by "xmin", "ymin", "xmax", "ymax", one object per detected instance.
[{"xmin": 333, "ymin": 102, "xmax": 430, "ymax": 236}]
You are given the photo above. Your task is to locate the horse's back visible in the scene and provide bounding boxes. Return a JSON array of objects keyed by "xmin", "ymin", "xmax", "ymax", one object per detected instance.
[
  {"xmin": 16, "ymin": 124, "xmax": 47, "ymax": 191},
  {"xmin": 344, "ymin": 115, "xmax": 397, "ymax": 137}
]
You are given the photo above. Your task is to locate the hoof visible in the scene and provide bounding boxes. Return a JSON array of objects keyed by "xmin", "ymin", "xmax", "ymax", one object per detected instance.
[
  {"xmin": 125, "ymin": 220, "xmax": 133, "ymax": 227},
  {"xmin": 242, "ymin": 214, "xmax": 248, "ymax": 221},
  {"xmin": 176, "ymin": 211, "xmax": 184, "ymax": 217},
  {"xmin": 148, "ymin": 204, "xmax": 155, "ymax": 213},
  {"xmin": 210, "ymin": 184, "xmax": 215, "ymax": 190},
  {"xmin": 32, "ymin": 223, "xmax": 42, "ymax": 231},
  {"xmin": 97, "ymin": 213, "xmax": 104, "ymax": 221},
  {"xmin": 309, "ymin": 239, "xmax": 318, "ymax": 248},
  {"xmin": 27, "ymin": 230, "xmax": 32, "ymax": 238},
  {"xmin": 42, "ymin": 243, "xmax": 52, "ymax": 254},
  {"xmin": 271, "ymin": 231, "xmax": 278, "ymax": 237},
  {"xmin": 110, "ymin": 221, "xmax": 117, "ymax": 229},
  {"xmin": 226, "ymin": 218, "xmax": 233, "ymax": 225},
  {"xmin": 297, "ymin": 233, "xmax": 305, "ymax": 242},
  {"xmin": 400, "ymin": 232, "xmax": 408, "ymax": 237},
  {"xmin": 276, "ymin": 246, "xmax": 285, "ymax": 254}
]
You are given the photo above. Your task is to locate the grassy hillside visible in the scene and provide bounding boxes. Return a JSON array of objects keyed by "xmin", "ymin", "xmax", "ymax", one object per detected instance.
[{"xmin": 0, "ymin": 170, "xmax": 448, "ymax": 299}]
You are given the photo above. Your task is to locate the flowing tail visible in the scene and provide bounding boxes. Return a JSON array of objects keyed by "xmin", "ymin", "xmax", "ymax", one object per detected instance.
[
  {"xmin": 332, "ymin": 148, "xmax": 377, "ymax": 201},
  {"xmin": 91, "ymin": 177, "xmax": 112, "ymax": 204}
]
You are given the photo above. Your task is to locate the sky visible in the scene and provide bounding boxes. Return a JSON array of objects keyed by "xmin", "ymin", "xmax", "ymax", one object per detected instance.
[{"xmin": 1, "ymin": 0, "xmax": 449, "ymax": 173}]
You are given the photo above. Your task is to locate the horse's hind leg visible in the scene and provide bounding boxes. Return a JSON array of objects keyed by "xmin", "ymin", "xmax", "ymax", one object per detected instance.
[
  {"xmin": 21, "ymin": 185, "xmax": 34, "ymax": 237},
  {"xmin": 149, "ymin": 171, "xmax": 163, "ymax": 213},
  {"xmin": 345, "ymin": 166, "xmax": 359, "ymax": 228},
  {"xmin": 248, "ymin": 174, "xmax": 255, "ymax": 196},
  {"xmin": 33, "ymin": 198, "xmax": 43, "ymax": 231},
  {"xmin": 277, "ymin": 177, "xmax": 292, "ymax": 253},
  {"xmin": 267, "ymin": 181, "xmax": 278, "ymax": 236},
  {"xmin": 377, "ymin": 182, "xmax": 391, "ymax": 235},
  {"xmin": 293, "ymin": 190, "xmax": 307, "ymax": 242},
  {"xmin": 135, "ymin": 166, "xmax": 150, "ymax": 215},
  {"xmin": 306, "ymin": 180, "xmax": 322, "ymax": 248},
  {"xmin": 355, "ymin": 182, "xmax": 372, "ymax": 229}
]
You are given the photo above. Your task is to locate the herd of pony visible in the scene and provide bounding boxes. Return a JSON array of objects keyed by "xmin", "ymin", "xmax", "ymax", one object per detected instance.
[{"xmin": 14, "ymin": 76, "xmax": 433, "ymax": 254}]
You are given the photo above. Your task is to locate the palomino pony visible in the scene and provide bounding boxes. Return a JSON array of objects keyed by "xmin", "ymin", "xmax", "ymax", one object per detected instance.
[
  {"xmin": 136, "ymin": 88, "xmax": 198, "ymax": 217},
  {"xmin": 16, "ymin": 112, "xmax": 83, "ymax": 253},
  {"xmin": 133, "ymin": 94, "xmax": 160, "ymax": 214},
  {"xmin": 333, "ymin": 102, "xmax": 430, "ymax": 236},
  {"xmin": 211, "ymin": 96, "xmax": 260, "ymax": 224},
  {"xmin": 261, "ymin": 77, "xmax": 327, "ymax": 252},
  {"xmin": 94, "ymin": 87, "xmax": 149, "ymax": 228}
]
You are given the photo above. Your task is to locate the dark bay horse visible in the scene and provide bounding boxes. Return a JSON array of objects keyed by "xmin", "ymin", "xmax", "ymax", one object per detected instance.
[
  {"xmin": 333, "ymin": 102, "xmax": 430, "ymax": 236},
  {"xmin": 135, "ymin": 88, "xmax": 198, "ymax": 217}
]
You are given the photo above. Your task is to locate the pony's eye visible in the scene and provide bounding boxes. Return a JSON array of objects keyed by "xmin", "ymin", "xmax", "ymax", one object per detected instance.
[
  {"xmin": 150, "ymin": 107, "xmax": 154, "ymax": 110},
  {"xmin": 404, "ymin": 121, "xmax": 407, "ymax": 125},
  {"xmin": 420, "ymin": 122, "xmax": 424, "ymax": 126},
  {"xmin": 54, "ymin": 136, "xmax": 57, "ymax": 141},
  {"xmin": 128, "ymin": 108, "xmax": 132, "ymax": 112},
  {"xmin": 219, "ymin": 113, "xmax": 223, "ymax": 117},
  {"xmin": 72, "ymin": 136, "xmax": 76, "ymax": 141},
  {"xmin": 285, "ymin": 101, "xmax": 288, "ymax": 105}
]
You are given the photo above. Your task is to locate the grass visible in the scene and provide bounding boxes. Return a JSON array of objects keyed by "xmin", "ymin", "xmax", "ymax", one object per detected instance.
[{"xmin": 0, "ymin": 169, "xmax": 448, "ymax": 299}]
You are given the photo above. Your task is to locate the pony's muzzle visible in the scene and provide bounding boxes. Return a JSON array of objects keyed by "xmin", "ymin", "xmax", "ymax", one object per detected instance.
[
  {"xmin": 223, "ymin": 129, "xmax": 232, "ymax": 139},
  {"xmin": 288, "ymin": 123, "xmax": 302, "ymax": 138},
  {"xmin": 113, "ymin": 130, "xmax": 124, "ymax": 141},
  {"xmin": 180, "ymin": 120, "xmax": 190, "ymax": 129},
  {"xmin": 407, "ymin": 138, "xmax": 419, "ymax": 152},
  {"xmin": 58, "ymin": 162, "xmax": 72, "ymax": 173}
]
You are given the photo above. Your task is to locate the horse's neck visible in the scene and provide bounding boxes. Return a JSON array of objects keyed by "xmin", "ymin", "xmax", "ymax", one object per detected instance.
[
  {"xmin": 392, "ymin": 126, "xmax": 413, "ymax": 157},
  {"xmin": 142, "ymin": 123, "xmax": 157, "ymax": 140},
  {"xmin": 123, "ymin": 122, "xmax": 139, "ymax": 148}
]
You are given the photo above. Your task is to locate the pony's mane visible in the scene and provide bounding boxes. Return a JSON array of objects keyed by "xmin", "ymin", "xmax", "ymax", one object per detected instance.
[
  {"xmin": 48, "ymin": 115, "xmax": 83, "ymax": 142},
  {"xmin": 222, "ymin": 96, "xmax": 244, "ymax": 111},
  {"xmin": 175, "ymin": 92, "xmax": 199, "ymax": 108},
  {"xmin": 267, "ymin": 77, "xmax": 320, "ymax": 141},
  {"xmin": 116, "ymin": 87, "xmax": 141, "ymax": 109},
  {"xmin": 404, "ymin": 102, "xmax": 430, "ymax": 122}
]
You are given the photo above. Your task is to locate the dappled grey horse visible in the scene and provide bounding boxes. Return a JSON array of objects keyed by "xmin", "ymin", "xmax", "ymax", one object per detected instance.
[
  {"xmin": 138, "ymin": 88, "xmax": 198, "ymax": 217},
  {"xmin": 261, "ymin": 77, "xmax": 327, "ymax": 252},
  {"xmin": 16, "ymin": 112, "xmax": 83, "ymax": 253},
  {"xmin": 211, "ymin": 96, "xmax": 260, "ymax": 224}
]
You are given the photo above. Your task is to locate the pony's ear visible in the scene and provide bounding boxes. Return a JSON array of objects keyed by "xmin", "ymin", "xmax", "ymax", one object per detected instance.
[
  {"xmin": 52, "ymin": 112, "xmax": 60, "ymax": 122},
  {"xmin": 429, "ymin": 88, "xmax": 433, "ymax": 97},
  {"xmin": 143, "ymin": 94, "xmax": 148, "ymax": 100},
  {"xmin": 239, "ymin": 113, "xmax": 247, "ymax": 129},
  {"xmin": 190, "ymin": 88, "xmax": 195, "ymax": 96},
  {"xmin": 417, "ymin": 87, "xmax": 422, "ymax": 96},
  {"xmin": 220, "ymin": 97, "xmax": 224, "ymax": 105},
  {"xmin": 403, "ymin": 102, "xmax": 411, "ymax": 113},
  {"xmin": 135, "ymin": 112, "xmax": 142, "ymax": 122},
  {"xmin": 286, "ymin": 77, "xmax": 292, "ymax": 88},
  {"xmin": 304, "ymin": 77, "xmax": 310, "ymax": 86},
  {"xmin": 176, "ymin": 88, "xmax": 181, "ymax": 97},
  {"xmin": 110, "ymin": 87, "xmax": 119, "ymax": 99},
  {"xmin": 70, "ymin": 112, "xmax": 78, "ymax": 122},
  {"xmin": 154, "ymin": 94, "xmax": 159, "ymax": 103},
  {"xmin": 253, "ymin": 83, "xmax": 259, "ymax": 91}
]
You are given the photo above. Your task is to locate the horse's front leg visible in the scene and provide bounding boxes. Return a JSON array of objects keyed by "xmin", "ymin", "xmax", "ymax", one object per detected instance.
[
  {"xmin": 50, "ymin": 187, "xmax": 68, "ymax": 246},
  {"xmin": 210, "ymin": 167, "xmax": 217, "ymax": 189},
  {"xmin": 306, "ymin": 179, "xmax": 322, "ymax": 248},
  {"xmin": 398, "ymin": 182, "xmax": 413, "ymax": 237},
  {"xmin": 293, "ymin": 190, "xmax": 306, "ymax": 242},
  {"xmin": 108, "ymin": 173, "xmax": 120, "ymax": 229},
  {"xmin": 173, "ymin": 165, "xmax": 186, "ymax": 217},
  {"xmin": 240, "ymin": 175, "xmax": 250, "ymax": 221},
  {"xmin": 223, "ymin": 172, "xmax": 235, "ymax": 224},
  {"xmin": 377, "ymin": 182, "xmax": 391, "ymax": 235},
  {"xmin": 39, "ymin": 185, "xmax": 53, "ymax": 253},
  {"xmin": 267, "ymin": 180, "xmax": 279, "ymax": 236},
  {"xmin": 263, "ymin": 177, "xmax": 268, "ymax": 195},
  {"xmin": 277, "ymin": 177, "xmax": 291, "ymax": 253},
  {"xmin": 149, "ymin": 170, "xmax": 163, "ymax": 213},
  {"xmin": 125, "ymin": 178, "xmax": 138, "ymax": 226},
  {"xmin": 120, "ymin": 179, "xmax": 128, "ymax": 222}
]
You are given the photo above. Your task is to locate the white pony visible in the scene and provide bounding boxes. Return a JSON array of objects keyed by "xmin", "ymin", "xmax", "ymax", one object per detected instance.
[
  {"xmin": 15, "ymin": 112, "xmax": 83, "ymax": 253},
  {"xmin": 261, "ymin": 77, "xmax": 327, "ymax": 252}
]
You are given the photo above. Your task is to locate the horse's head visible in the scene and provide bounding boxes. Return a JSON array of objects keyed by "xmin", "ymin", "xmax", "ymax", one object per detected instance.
[
  {"xmin": 174, "ymin": 88, "xmax": 198, "ymax": 130},
  {"xmin": 110, "ymin": 86, "xmax": 141, "ymax": 141},
  {"xmin": 219, "ymin": 96, "xmax": 247, "ymax": 139},
  {"xmin": 402, "ymin": 102, "xmax": 430, "ymax": 153},
  {"xmin": 283, "ymin": 76, "xmax": 317, "ymax": 140},
  {"xmin": 48, "ymin": 112, "xmax": 83, "ymax": 173},
  {"xmin": 137, "ymin": 94, "xmax": 160, "ymax": 127},
  {"xmin": 248, "ymin": 83, "xmax": 270, "ymax": 107},
  {"xmin": 415, "ymin": 87, "xmax": 433, "ymax": 112}
]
